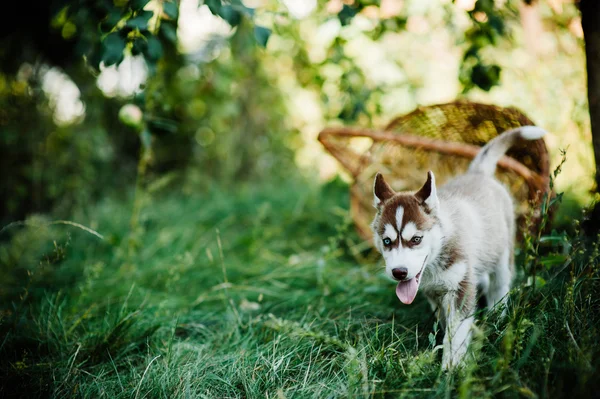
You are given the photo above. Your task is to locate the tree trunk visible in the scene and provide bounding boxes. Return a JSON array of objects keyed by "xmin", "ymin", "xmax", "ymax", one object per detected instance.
[{"xmin": 580, "ymin": 0, "xmax": 600, "ymax": 232}]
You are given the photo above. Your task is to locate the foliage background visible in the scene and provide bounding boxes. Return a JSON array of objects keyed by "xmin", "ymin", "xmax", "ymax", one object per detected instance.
[{"xmin": 0, "ymin": 0, "xmax": 593, "ymax": 223}]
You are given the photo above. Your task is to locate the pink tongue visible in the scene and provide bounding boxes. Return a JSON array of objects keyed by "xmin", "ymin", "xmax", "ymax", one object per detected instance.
[{"xmin": 396, "ymin": 277, "xmax": 420, "ymax": 304}]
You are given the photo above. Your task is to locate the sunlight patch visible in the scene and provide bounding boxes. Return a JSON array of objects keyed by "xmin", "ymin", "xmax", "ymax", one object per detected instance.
[{"xmin": 283, "ymin": 0, "xmax": 317, "ymax": 19}]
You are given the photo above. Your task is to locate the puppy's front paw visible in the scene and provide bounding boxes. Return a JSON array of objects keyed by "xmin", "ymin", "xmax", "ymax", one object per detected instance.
[
  {"xmin": 441, "ymin": 352, "xmax": 455, "ymax": 371},
  {"xmin": 441, "ymin": 346, "xmax": 467, "ymax": 371}
]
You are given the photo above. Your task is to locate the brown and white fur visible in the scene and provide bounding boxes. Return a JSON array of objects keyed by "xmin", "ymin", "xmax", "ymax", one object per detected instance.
[{"xmin": 370, "ymin": 126, "xmax": 547, "ymax": 369}]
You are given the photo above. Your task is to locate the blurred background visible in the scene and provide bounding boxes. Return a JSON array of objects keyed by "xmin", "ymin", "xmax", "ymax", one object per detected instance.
[{"xmin": 0, "ymin": 0, "xmax": 591, "ymax": 226}]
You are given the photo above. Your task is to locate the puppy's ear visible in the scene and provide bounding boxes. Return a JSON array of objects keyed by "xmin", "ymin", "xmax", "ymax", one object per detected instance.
[
  {"xmin": 373, "ymin": 172, "xmax": 395, "ymax": 208},
  {"xmin": 415, "ymin": 171, "xmax": 438, "ymax": 211}
]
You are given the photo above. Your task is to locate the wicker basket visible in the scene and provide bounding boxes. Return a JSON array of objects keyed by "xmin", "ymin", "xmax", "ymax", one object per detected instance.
[{"xmin": 318, "ymin": 101, "xmax": 551, "ymax": 242}]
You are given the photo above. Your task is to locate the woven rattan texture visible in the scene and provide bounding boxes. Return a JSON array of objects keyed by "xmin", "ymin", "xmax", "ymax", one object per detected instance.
[{"xmin": 319, "ymin": 101, "xmax": 551, "ymax": 242}]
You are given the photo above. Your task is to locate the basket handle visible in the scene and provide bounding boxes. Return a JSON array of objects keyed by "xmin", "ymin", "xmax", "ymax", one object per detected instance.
[{"xmin": 318, "ymin": 126, "xmax": 549, "ymax": 198}]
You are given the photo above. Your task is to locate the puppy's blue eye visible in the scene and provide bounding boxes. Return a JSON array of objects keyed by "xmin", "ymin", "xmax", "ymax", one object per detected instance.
[{"xmin": 383, "ymin": 238, "xmax": 392, "ymax": 245}]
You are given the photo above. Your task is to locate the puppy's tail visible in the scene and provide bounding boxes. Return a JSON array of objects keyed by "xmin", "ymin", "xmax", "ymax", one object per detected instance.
[{"xmin": 468, "ymin": 126, "xmax": 547, "ymax": 176}]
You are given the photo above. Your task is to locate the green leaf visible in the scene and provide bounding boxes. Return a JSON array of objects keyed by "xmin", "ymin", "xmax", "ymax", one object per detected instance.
[
  {"xmin": 463, "ymin": 45, "xmax": 480, "ymax": 60},
  {"xmin": 232, "ymin": 3, "xmax": 254, "ymax": 17},
  {"xmin": 242, "ymin": 6, "xmax": 255, "ymax": 17},
  {"xmin": 539, "ymin": 255, "xmax": 568, "ymax": 267},
  {"xmin": 143, "ymin": 36, "xmax": 163, "ymax": 61},
  {"xmin": 131, "ymin": 37, "xmax": 148, "ymax": 56},
  {"xmin": 428, "ymin": 333, "xmax": 436, "ymax": 347},
  {"xmin": 138, "ymin": 10, "xmax": 154, "ymax": 22},
  {"xmin": 148, "ymin": 118, "xmax": 177, "ymax": 133},
  {"xmin": 163, "ymin": 2, "xmax": 179, "ymax": 19},
  {"xmin": 160, "ymin": 22, "xmax": 177, "ymax": 44},
  {"xmin": 539, "ymin": 235, "xmax": 567, "ymax": 244},
  {"xmin": 488, "ymin": 14, "xmax": 505, "ymax": 36},
  {"xmin": 549, "ymin": 192, "xmax": 564, "ymax": 207},
  {"xmin": 338, "ymin": 5, "xmax": 358, "ymax": 26},
  {"xmin": 219, "ymin": 5, "xmax": 241, "ymax": 26},
  {"xmin": 130, "ymin": 0, "xmax": 151, "ymax": 11},
  {"xmin": 101, "ymin": 32, "xmax": 126, "ymax": 66},
  {"xmin": 254, "ymin": 26, "xmax": 271, "ymax": 48},
  {"xmin": 471, "ymin": 63, "xmax": 500, "ymax": 91},
  {"xmin": 126, "ymin": 12, "xmax": 153, "ymax": 30},
  {"xmin": 204, "ymin": 0, "xmax": 222, "ymax": 15},
  {"xmin": 100, "ymin": 9, "xmax": 124, "ymax": 33}
]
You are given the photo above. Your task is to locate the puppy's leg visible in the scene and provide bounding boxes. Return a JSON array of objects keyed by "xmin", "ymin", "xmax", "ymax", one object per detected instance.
[
  {"xmin": 487, "ymin": 247, "xmax": 513, "ymax": 316},
  {"xmin": 441, "ymin": 278, "xmax": 476, "ymax": 370},
  {"xmin": 477, "ymin": 273, "xmax": 490, "ymax": 298}
]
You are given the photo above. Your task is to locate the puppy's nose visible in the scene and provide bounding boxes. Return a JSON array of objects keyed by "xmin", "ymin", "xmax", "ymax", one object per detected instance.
[{"xmin": 392, "ymin": 267, "xmax": 408, "ymax": 281}]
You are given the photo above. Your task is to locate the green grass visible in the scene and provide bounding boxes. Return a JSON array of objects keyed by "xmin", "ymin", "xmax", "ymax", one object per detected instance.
[{"xmin": 1, "ymin": 177, "xmax": 599, "ymax": 398}]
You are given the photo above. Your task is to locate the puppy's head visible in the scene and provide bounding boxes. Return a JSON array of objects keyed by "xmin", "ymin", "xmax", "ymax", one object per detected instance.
[{"xmin": 370, "ymin": 171, "xmax": 440, "ymax": 304}]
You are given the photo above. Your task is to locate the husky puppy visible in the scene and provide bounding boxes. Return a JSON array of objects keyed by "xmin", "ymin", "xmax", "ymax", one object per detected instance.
[{"xmin": 370, "ymin": 126, "xmax": 547, "ymax": 369}]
